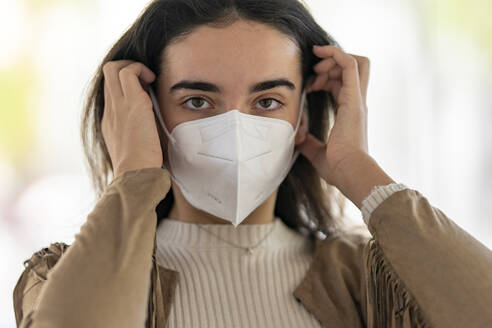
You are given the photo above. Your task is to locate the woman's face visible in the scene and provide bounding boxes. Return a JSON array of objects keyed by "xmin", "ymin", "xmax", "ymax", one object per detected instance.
[{"xmin": 156, "ymin": 19, "xmax": 307, "ymax": 150}]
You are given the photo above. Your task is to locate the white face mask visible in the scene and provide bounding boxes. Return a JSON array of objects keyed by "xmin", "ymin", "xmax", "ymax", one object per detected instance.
[{"xmin": 149, "ymin": 87, "xmax": 307, "ymax": 227}]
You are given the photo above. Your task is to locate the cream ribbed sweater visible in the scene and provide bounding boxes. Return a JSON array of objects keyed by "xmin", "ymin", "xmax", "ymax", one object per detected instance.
[{"xmin": 155, "ymin": 182, "xmax": 408, "ymax": 327}]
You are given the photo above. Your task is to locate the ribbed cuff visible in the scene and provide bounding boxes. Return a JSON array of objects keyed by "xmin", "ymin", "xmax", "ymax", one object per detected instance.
[{"xmin": 361, "ymin": 183, "xmax": 409, "ymax": 225}]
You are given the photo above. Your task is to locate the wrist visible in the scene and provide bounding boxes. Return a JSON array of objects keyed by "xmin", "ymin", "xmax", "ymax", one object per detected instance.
[{"xmin": 333, "ymin": 152, "xmax": 395, "ymax": 209}]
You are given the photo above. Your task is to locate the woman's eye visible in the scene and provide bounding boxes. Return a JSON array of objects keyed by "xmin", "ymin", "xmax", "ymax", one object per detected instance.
[
  {"xmin": 182, "ymin": 97, "xmax": 283, "ymax": 111},
  {"xmin": 182, "ymin": 97, "xmax": 211, "ymax": 111},
  {"xmin": 256, "ymin": 98, "xmax": 283, "ymax": 111}
]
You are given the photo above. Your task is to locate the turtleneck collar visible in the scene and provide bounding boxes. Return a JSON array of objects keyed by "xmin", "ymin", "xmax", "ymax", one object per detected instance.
[{"xmin": 156, "ymin": 216, "xmax": 306, "ymax": 250}]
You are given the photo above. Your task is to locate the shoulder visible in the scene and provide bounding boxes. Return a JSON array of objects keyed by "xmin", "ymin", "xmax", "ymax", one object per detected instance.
[{"xmin": 13, "ymin": 242, "xmax": 71, "ymax": 326}]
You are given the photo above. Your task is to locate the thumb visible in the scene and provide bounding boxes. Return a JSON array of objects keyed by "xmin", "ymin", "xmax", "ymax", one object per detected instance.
[{"xmin": 296, "ymin": 133, "xmax": 326, "ymax": 165}]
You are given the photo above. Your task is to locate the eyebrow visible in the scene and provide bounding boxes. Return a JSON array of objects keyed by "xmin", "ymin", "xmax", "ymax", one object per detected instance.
[{"xmin": 169, "ymin": 78, "xmax": 296, "ymax": 94}]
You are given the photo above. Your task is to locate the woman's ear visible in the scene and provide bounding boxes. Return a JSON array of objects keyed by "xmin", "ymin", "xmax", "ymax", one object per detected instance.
[
  {"xmin": 293, "ymin": 76, "xmax": 315, "ymax": 146},
  {"xmin": 295, "ymin": 109, "xmax": 309, "ymax": 146}
]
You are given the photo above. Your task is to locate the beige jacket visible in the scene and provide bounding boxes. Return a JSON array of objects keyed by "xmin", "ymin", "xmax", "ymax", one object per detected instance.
[{"xmin": 12, "ymin": 167, "xmax": 492, "ymax": 327}]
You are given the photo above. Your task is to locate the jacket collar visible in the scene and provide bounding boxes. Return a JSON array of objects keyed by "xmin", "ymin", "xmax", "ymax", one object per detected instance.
[
  {"xmin": 148, "ymin": 232, "xmax": 179, "ymax": 328},
  {"xmin": 148, "ymin": 229, "xmax": 352, "ymax": 328}
]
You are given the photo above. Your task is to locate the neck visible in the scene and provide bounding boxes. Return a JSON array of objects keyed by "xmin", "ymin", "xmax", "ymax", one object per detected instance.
[{"xmin": 168, "ymin": 180, "xmax": 278, "ymax": 225}]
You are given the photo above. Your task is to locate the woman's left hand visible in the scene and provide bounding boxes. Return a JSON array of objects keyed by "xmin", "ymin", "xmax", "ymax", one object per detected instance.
[{"xmin": 297, "ymin": 45, "xmax": 370, "ymax": 187}]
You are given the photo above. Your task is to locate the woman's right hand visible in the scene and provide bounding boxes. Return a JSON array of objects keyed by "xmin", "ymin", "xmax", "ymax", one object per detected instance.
[{"xmin": 101, "ymin": 60, "xmax": 163, "ymax": 179}]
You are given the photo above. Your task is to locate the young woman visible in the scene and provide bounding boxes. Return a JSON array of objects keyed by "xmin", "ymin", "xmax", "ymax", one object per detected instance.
[{"xmin": 13, "ymin": 0, "xmax": 492, "ymax": 327}]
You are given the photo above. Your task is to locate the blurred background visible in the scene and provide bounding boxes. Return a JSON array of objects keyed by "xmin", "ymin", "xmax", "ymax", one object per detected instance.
[{"xmin": 1, "ymin": 0, "xmax": 491, "ymax": 326}]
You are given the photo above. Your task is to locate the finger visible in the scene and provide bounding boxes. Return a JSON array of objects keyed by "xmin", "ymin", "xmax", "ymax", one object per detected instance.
[
  {"xmin": 314, "ymin": 58, "xmax": 345, "ymax": 81},
  {"xmin": 119, "ymin": 62, "xmax": 156, "ymax": 100},
  {"xmin": 313, "ymin": 45, "xmax": 361, "ymax": 92},
  {"xmin": 324, "ymin": 80, "xmax": 342, "ymax": 104},
  {"xmin": 348, "ymin": 54, "xmax": 370, "ymax": 104},
  {"xmin": 313, "ymin": 57, "xmax": 337, "ymax": 74},
  {"xmin": 327, "ymin": 66, "xmax": 342, "ymax": 79},
  {"xmin": 102, "ymin": 60, "xmax": 135, "ymax": 100},
  {"xmin": 312, "ymin": 69, "xmax": 342, "ymax": 98},
  {"xmin": 314, "ymin": 61, "xmax": 343, "ymax": 83},
  {"xmin": 312, "ymin": 72, "xmax": 329, "ymax": 91}
]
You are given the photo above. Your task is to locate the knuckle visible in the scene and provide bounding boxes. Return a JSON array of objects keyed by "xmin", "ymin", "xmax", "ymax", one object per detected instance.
[
  {"xmin": 102, "ymin": 61, "xmax": 115, "ymax": 75},
  {"xmin": 118, "ymin": 62, "xmax": 141, "ymax": 78},
  {"xmin": 126, "ymin": 61, "xmax": 142, "ymax": 71},
  {"xmin": 119, "ymin": 65, "xmax": 132, "ymax": 77},
  {"xmin": 129, "ymin": 61, "xmax": 141, "ymax": 67},
  {"xmin": 348, "ymin": 56, "xmax": 358, "ymax": 67}
]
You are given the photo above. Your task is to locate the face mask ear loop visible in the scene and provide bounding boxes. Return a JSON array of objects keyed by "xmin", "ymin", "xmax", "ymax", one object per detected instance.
[
  {"xmin": 148, "ymin": 87, "xmax": 176, "ymax": 145},
  {"xmin": 287, "ymin": 89, "xmax": 307, "ymax": 169},
  {"xmin": 289, "ymin": 89, "xmax": 307, "ymax": 143},
  {"xmin": 148, "ymin": 87, "xmax": 176, "ymax": 171},
  {"xmin": 293, "ymin": 89, "xmax": 307, "ymax": 136}
]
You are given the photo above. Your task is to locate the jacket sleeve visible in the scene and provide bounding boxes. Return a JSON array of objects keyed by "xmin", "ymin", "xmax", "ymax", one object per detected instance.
[
  {"xmin": 12, "ymin": 167, "xmax": 171, "ymax": 328},
  {"xmin": 360, "ymin": 187, "xmax": 492, "ymax": 328}
]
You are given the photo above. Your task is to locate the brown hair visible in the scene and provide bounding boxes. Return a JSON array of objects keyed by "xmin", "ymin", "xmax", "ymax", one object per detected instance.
[{"xmin": 81, "ymin": 0, "xmax": 355, "ymax": 246}]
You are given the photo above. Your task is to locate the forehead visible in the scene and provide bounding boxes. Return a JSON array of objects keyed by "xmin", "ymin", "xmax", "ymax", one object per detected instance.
[{"xmin": 161, "ymin": 20, "xmax": 301, "ymax": 84}]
